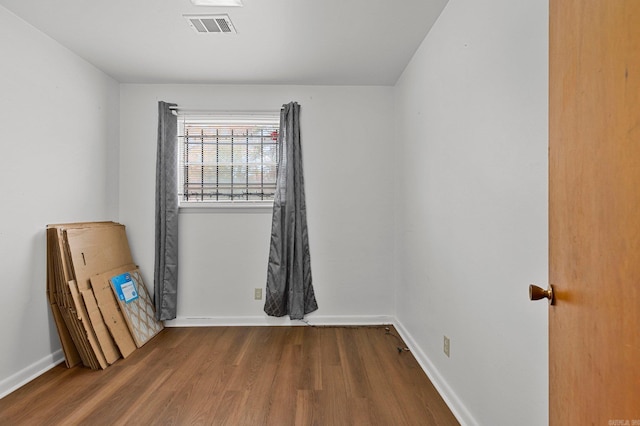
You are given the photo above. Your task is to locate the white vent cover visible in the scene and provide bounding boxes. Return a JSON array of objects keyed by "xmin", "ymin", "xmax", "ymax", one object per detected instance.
[{"xmin": 184, "ymin": 14, "xmax": 237, "ymax": 34}]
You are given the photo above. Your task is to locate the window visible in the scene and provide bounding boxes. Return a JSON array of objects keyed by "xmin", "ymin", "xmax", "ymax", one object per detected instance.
[{"xmin": 177, "ymin": 112, "xmax": 280, "ymax": 207}]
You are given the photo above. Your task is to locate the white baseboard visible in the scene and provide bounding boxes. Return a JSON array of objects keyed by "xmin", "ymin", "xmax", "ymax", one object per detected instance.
[
  {"xmin": 0, "ymin": 349, "xmax": 64, "ymax": 400},
  {"xmin": 393, "ymin": 319, "xmax": 478, "ymax": 426},
  {"xmin": 164, "ymin": 314, "xmax": 395, "ymax": 327}
]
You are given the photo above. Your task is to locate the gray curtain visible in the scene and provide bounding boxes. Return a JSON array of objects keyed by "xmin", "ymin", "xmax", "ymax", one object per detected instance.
[
  {"xmin": 154, "ymin": 101, "xmax": 179, "ymax": 321},
  {"xmin": 264, "ymin": 102, "xmax": 318, "ymax": 319}
]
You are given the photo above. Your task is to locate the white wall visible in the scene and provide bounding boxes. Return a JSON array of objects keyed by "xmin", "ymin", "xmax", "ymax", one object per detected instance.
[
  {"xmin": 119, "ymin": 84, "xmax": 396, "ymax": 324},
  {"xmin": 0, "ymin": 6, "xmax": 119, "ymax": 396},
  {"xmin": 393, "ymin": 0, "xmax": 548, "ymax": 425}
]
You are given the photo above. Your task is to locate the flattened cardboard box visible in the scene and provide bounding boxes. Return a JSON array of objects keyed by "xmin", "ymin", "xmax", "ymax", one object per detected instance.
[
  {"xmin": 46, "ymin": 222, "xmax": 136, "ymax": 369},
  {"xmin": 48, "ymin": 222, "xmax": 119, "ymax": 369},
  {"xmin": 46, "ymin": 227, "xmax": 81, "ymax": 368},
  {"xmin": 90, "ymin": 264, "xmax": 138, "ymax": 358},
  {"xmin": 68, "ymin": 279, "xmax": 107, "ymax": 369},
  {"xmin": 47, "ymin": 226, "xmax": 98, "ymax": 369},
  {"xmin": 66, "ymin": 223, "xmax": 134, "ymax": 368},
  {"xmin": 65, "ymin": 224, "xmax": 134, "ymax": 291},
  {"xmin": 81, "ymin": 288, "xmax": 120, "ymax": 365}
]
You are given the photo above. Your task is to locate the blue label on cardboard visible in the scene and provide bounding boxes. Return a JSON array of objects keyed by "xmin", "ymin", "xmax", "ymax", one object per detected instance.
[{"xmin": 111, "ymin": 272, "xmax": 139, "ymax": 303}]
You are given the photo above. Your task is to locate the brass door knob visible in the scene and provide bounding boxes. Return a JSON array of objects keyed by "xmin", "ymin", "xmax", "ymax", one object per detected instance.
[{"xmin": 529, "ymin": 284, "xmax": 555, "ymax": 305}]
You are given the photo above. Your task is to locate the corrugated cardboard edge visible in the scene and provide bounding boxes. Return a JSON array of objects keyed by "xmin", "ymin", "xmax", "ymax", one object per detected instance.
[{"xmin": 91, "ymin": 265, "xmax": 138, "ymax": 358}]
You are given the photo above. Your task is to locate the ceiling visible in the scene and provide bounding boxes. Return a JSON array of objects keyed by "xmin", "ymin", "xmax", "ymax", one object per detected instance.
[{"xmin": 0, "ymin": 0, "xmax": 448, "ymax": 85}]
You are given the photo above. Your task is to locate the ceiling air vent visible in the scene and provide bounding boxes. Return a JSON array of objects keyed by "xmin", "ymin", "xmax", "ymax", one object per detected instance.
[{"xmin": 184, "ymin": 14, "xmax": 237, "ymax": 34}]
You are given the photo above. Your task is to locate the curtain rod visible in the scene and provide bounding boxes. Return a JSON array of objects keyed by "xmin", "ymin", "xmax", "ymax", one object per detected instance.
[{"xmin": 168, "ymin": 105, "xmax": 283, "ymax": 113}]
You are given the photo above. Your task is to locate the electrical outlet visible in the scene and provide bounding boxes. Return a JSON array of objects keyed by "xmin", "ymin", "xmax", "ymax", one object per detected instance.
[
  {"xmin": 254, "ymin": 288, "xmax": 263, "ymax": 300},
  {"xmin": 443, "ymin": 335, "xmax": 450, "ymax": 357}
]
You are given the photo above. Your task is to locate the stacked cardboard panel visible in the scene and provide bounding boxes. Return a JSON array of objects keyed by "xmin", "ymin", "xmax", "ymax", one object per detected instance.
[{"xmin": 46, "ymin": 222, "xmax": 163, "ymax": 370}]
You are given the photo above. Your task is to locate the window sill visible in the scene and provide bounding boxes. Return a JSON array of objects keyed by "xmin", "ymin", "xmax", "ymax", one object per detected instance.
[{"xmin": 179, "ymin": 202, "xmax": 274, "ymax": 214}]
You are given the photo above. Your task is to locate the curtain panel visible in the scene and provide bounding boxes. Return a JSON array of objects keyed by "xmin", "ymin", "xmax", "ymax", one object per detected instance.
[
  {"xmin": 264, "ymin": 102, "xmax": 318, "ymax": 320},
  {"xmin": 154, "ymin": 101, "xmax": 179, "ymax": 321}
]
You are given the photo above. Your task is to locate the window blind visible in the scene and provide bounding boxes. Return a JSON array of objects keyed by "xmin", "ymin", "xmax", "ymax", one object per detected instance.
[{"xmin": 177, "ymin": 113, "xmax": 280, "ymax": 203}]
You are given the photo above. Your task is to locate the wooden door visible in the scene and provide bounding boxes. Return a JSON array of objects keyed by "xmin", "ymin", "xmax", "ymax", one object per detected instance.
[{"xmin": 549, "ymin": 0, "xmax": 640, "ymax": 424}]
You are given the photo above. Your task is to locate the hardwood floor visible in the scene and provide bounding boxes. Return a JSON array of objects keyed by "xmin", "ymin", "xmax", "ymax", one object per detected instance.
[{"xmin": 0, "ymin": 326, "xmax": 459, "ymax": 425}]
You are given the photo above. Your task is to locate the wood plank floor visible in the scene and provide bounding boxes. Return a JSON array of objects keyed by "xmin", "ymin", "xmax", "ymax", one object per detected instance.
[{"xmin": 0, "ymin": 326, "xmax": 459, "ymax": 425}]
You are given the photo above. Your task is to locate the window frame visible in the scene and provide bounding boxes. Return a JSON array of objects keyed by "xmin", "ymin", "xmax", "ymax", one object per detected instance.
[{"xmin": 176, "ymin": 110, "xmax": 281, "ymax": 212}]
